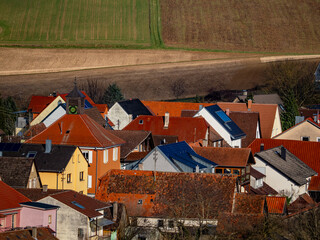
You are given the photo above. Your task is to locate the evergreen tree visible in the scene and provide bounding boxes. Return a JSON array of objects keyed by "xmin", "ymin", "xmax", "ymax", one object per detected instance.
[
  {"xmin": 102, "ymin": 83, "xmax": 124, "ymax": 107},
  {"xmin": 0, "ymin": 96, "xmax": 17, "ymax": 135}
]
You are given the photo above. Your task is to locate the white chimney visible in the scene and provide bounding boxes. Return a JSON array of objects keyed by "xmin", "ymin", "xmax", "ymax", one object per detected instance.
[
  {"xmin": 43, "ymin": 185, "xmax": 48, "ymax": 192},
  {"xmin": 45, "ymin": 139, "xmax": 52, "ymax": 153},
  {"xmin": 128, "ymin": 114, "xmax": 133, "ymax": 123},
  {"xmin": 195, "ymin": 165, "xmax": 200, "ymax": 173},
  {"xmin": 164, "ymin": 112, "xmax": 169, "ymax": 128}
]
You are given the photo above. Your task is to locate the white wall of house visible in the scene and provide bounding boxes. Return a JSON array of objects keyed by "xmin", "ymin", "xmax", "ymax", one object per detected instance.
[
  {"xmin": 271, "ymin": 107, "xmax": 282, "ymax": 138},
  {"xmin": 194, "ymin": 109, "xmax": 242, "ymax": 148},
  {"xmin": 42, "ymin": 105, "xmax": 66, "ymax": 127},
  {"xmin": 38, "ymin": 196, "xmax": 91, "ymax": 240},
  {"xmin": 107, "ymin": 103, "xmax": 131, "ymax": 130},
  {"xmin": 253, "ymin": 157, "xmax": 309, "ymax": 201},
  {"xmin": 136, "ymin": 150, "xmax": 178, "ymax": 172}
]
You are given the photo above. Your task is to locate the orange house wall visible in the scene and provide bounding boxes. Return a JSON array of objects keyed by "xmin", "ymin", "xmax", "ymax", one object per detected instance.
[{"xmin": 88, "ymin": 147, "xmax": 121, "ymax": 195}]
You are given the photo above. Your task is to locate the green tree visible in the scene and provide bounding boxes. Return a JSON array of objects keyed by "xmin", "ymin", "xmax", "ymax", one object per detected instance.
[
  {"xmin": 266, "ymin": 60, "xmax": 318, "ymax": 130},
  {"xmin": 102, "ymin": 83, "xmax": 124, "ymax": 107},
  {"xmin": 0, "ymin": 96, "xmax": 17, "ymax": 135}
]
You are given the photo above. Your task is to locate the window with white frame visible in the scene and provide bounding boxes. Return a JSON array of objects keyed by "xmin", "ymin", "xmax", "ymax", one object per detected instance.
[
  {"xmin": 317, "ymin": 137, "xmax": 320, "ymax": 142},
  {"xmin": 104, "ymin": 149, "xmax": 108, "ymax": 164},
  {"xmin": 255, "ymin": 178, "xmax": 263, "ymax": 188},
  {"xmin": 82, "ymin": 150, "xmax": 92, "ymax": 164},
  {"xmin": 113, "ymin": 148, "xmax": 118, "ymax": 161},
  {"xmin": 301, "ymin": 136, "xmax": 310, "ymax": 141}
]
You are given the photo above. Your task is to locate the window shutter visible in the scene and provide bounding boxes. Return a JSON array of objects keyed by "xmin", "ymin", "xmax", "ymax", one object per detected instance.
[
  {"xmin": 88, "ymin": 175, "xmax": 92, "ymax": 188},
  {"xmin": 104, "ymin": 150, "xmax": 108, "ymax": 164},
  {"xmin": 88, "ymin": 151, "xmax": 93, "ymax": 164}
]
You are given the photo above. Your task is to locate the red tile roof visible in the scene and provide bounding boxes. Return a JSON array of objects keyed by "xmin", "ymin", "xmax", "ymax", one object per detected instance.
[
  {"xmin": 123, "ymin": 115, "xmax": 209, "ymax": 143},
  {"xmin": 28, "ymin": 96, "xmax": 56, "ymax": 113},
  {"xmin": 141, "ymin": 101, "xmax": 214, "ymax": 117},
  {"xmin": 217, "ymin": 102, "xmax": 279, "ymax": 138},
  {"xmin": 0, "ymin": 227, "xmax": 58, "ymax": 240},
  {"xmin": 125, "ymin": 151, "xmax": 150, "ymax": 162},
  {"xmin": 0, "ymin": 181, "xmax": 30, "ymax": 211},
  {"xmin": 192, "ymin": 147, "xmax": 255, "ymax": 167},
  {"xmin": 49, "ymin": 190, "xmax": 111, "ymax": 218},
  {"xmin": 94, "ymin": 104, "xmax": 108, "ymax": 113},
  {"xmin": 228, "ymin": 111, "xmax": 259, "ymax": 147},
  {"xmin": 266, "ymin": 196, "xmax": 287, "ymax": 214},
  {"xmin": 233, "ymin": 193, "xmax": 266, "ymax": 215},
  {"xmin": 96, "ymin": 169, "xmax": 237, "ymax": 218},
  {"xmin": 26, "ymin": 114, "xmax": 125, "ymax": 148},
  {"xmin": 248, "ymin": 139, "xmax": 320, "ymax": 191},
  {"xmin": 23, "ymin": 123, "xmax": 46, "ymax": 139},
  {"xmin": 288, "ymin": 193, "xmax": 317, "ymax": 215}
]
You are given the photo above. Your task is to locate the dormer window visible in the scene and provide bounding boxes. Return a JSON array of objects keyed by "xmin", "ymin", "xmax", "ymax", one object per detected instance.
[
  {"xmin": 26, "ymin": 151, "xmax": 37, "ymax": 158},
  {"xmin": 139, "ymin": 120, "xmax": 143, "ymax": 124},
  {"xmin": 301, "ymin": 136, "xmax": 310, "ymax": 141}
]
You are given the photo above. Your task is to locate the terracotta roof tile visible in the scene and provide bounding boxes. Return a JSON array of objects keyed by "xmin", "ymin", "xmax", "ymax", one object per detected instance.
[
  {"xmin": 124, "ymin": 116, "xmax": 208, "ymax": 143},
  {"xmin": 0, "ymin": 181, "xmax": 30, "ymax": 211},
  {"xmin": 217, "ymin": 102, "xmax": 279, "ymax": 138},
  {"xmin": 152, "ymin": 135, "xmax": 178, "ymax": 146},
  {"xmin": 111, "ymin": 130, "xmax": 152, "ymax": 158},
  {"xmin": 288, "ymin": 193, "xmax": 317, "ymax": 215},
  {"xmin": 0, "ymin": 227, "xmax": 58, "ymax": 240},
  {"xmin": 26, "ymin": 114, "xmax": 125, "ymax": 148},
  {"xmin": 28, "ymin": 96, "xmax": 56, "ymax": 113},
  {"xmin": 23, "ymin": 123, "xmax": 46, "ymax": 139},
  {"xmin": 49, "ymin": 190, "xmax": 111, "ymax": 218},
  {"xmin": 125, "ymin": 151, "xmax": 150, "ymax": 162},
  {"xmin": 234, "ymin": 193, "xmax": 266, "ymax": 215},
  {"xmin": 228, "ymin": 111, "xmax": 259, "ymax": 147},
  {"xmin": 142, "ymin": 101, "xmax": 214, "ymax": 117},
  {"xmin": 96, "ymin": 170, "xmax": 237, "ymax": 218},
  {"xmin": 94, "ymin": 104, "xmax": 108, "ymax": 113},
  {"xmin": 192, "ymin": 147, "xmax": 255, "ymax": 167},
  {"xmin": 15, "ymin": 188, "xmax": 68, "ymax": 201},
  {"xmin": 266, "ymin": 196, "xmax": 287, "ymax": 214}
]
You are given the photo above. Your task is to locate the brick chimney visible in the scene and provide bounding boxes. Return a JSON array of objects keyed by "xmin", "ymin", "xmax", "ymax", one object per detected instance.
[{"xmin": 225, "ymin": 108, "xmax": 230, "ymax": 116}]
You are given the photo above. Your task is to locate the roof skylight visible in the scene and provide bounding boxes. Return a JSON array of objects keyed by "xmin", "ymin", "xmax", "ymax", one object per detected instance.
[
  {"xmin": 216, "ymin": 111, "xmax": 231, "ymax": 122},
  {"xmin": 71, "ymin": 201, "xmax": 85, "ymax": 209}
]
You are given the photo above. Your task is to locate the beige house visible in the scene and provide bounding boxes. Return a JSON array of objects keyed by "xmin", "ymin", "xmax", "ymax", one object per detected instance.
[{"xmin": 273, "ymin": 118, "xmax": 320, "ymax": 142}]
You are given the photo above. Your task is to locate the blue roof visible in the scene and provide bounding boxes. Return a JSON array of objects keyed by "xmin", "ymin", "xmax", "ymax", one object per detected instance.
[
  {"xmin": 205, "ymin": 105, "xmax": 246, "ymax": 140},
  {"xmin": 84, "ymin": 100, "xmax": 93, "ymax": 109},
  {"xmin": 158, "ymin": 141, "xmax": 217, "ymax": 170},
  {"xmin": 20, "ymin": 201, "xmax": 59, "ymax": 210}
]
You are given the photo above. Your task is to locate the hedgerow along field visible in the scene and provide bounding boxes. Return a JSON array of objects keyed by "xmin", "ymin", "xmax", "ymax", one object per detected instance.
[
  {"xmin": 0, "ymin": 0, "xmax": 163, "ymax": 48},
  {"xmin": 160, "ymin": 0, "xmax": 320, "ymax": 54}
]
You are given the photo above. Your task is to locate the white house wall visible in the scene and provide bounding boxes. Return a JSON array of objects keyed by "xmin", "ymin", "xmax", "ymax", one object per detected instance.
[
  {"xmin": 194, "ymin": 109, "xmax": 241, "ymax": 148},
  {"xmin": 253, "ymin": 157, "xmax": 308, "ymax": 201},
  {"xmin": 43, "ymin": 106, "xmax": 66, "ymax": 127},
  {"xmin": 107, "ymin": 103, "xmax": 131, "ymax": 130},
  {"xmin": 140, "ymin": 150, "xmax": 178, "ymax": 172},
  {"xmin": 38, "ymin": 196, "xmax": 89, "ymax": 240}
]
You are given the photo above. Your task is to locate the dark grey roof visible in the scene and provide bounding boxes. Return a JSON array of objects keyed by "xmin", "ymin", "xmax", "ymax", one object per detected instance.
[
  {"xmin": 66, "ymin": 85, "xmax": 85, "ymax": 98},
  {"xmin": 111, "ymin": 130, "xmax": 152, "ymax": 158},
  {"xmin": 3, "ymin": 144, "xmax": 79, "ymax": 173},
  {"xmin": 118, "ymin": 99, "xmax": 152, "ymax": 118},
  {"xmin": 0, "ymin": 157, "xmax": 34, "ymax": 188},
  {"xmin": 20, "ymin": 201, "xmax": 59, "ymax": 210},
  {"xmin": 255, "ymin": 146, "xmax": 317, "ymax": 186}
]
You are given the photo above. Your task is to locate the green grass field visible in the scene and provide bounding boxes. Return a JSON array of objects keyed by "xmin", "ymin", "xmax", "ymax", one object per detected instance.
[{"xmin": 0, "ymin": 0, "xmax": 156, "ymax": 47}]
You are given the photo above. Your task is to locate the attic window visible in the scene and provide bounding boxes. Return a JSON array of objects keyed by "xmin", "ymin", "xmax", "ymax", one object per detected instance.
[
  {"xmin": 66, "ymin": 130, "xmax": 70, "ymax": 134},
  {"xmin": 139, "ymin": 120, "xmax": 143, "ymax": 124},
  {"xmin": 301, "ymin": 136, "xmax": 309, "ymax": 141},
  {"xmin": 138, "ymin": 199, "xmax": 143, "ymax": 205},
  {"xmin": 26, "ymin": 151, "xmax": 37, "ymax": 158},
  {"xmin": 71, "ymin": 201, "xmax": 85, "ymax": 209}
]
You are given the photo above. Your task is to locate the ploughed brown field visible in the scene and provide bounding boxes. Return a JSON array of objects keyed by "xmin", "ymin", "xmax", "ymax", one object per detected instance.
[
  {"xmin": 160, "ymin": 0, "xmax": 320, "ymax": 54},
  {"xmin": 0, "ymin": 48, "xmax": 319, "ymax": 103}
]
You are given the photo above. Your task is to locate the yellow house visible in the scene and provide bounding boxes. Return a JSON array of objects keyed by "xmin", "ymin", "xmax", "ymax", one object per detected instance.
[{"xmin": 20, "ymin": 141, "xmax": 89, "ymax": 194}]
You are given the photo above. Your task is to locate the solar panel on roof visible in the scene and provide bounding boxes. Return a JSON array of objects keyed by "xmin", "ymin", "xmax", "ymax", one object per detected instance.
[
  {"xmin": 216, "ymin": 111, "xmax": 231, "ymax": 122},
  {"xmin": 71, "ymin": 201, "xmax": 85, "ymax": 209}
]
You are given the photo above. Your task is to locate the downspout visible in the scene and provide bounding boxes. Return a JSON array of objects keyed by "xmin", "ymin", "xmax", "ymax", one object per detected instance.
[
  {"xmin": 56, "ymin": 173, "xmax": 59, "ymax": 189},
  {"xmin": 95, "ymin": 148, "xmax": 98, "ymax": 196}
]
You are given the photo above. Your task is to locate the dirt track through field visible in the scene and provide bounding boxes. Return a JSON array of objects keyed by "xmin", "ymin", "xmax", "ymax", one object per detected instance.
[{"xmin": 0, "ymin": 48, "xmax": 319, "ymax": 102}]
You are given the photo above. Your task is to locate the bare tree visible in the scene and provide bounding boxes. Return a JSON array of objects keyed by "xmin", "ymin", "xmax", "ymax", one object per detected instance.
[{"xmin": 80, "ymin": 79, "xmax": 105, "ymax": 103}]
